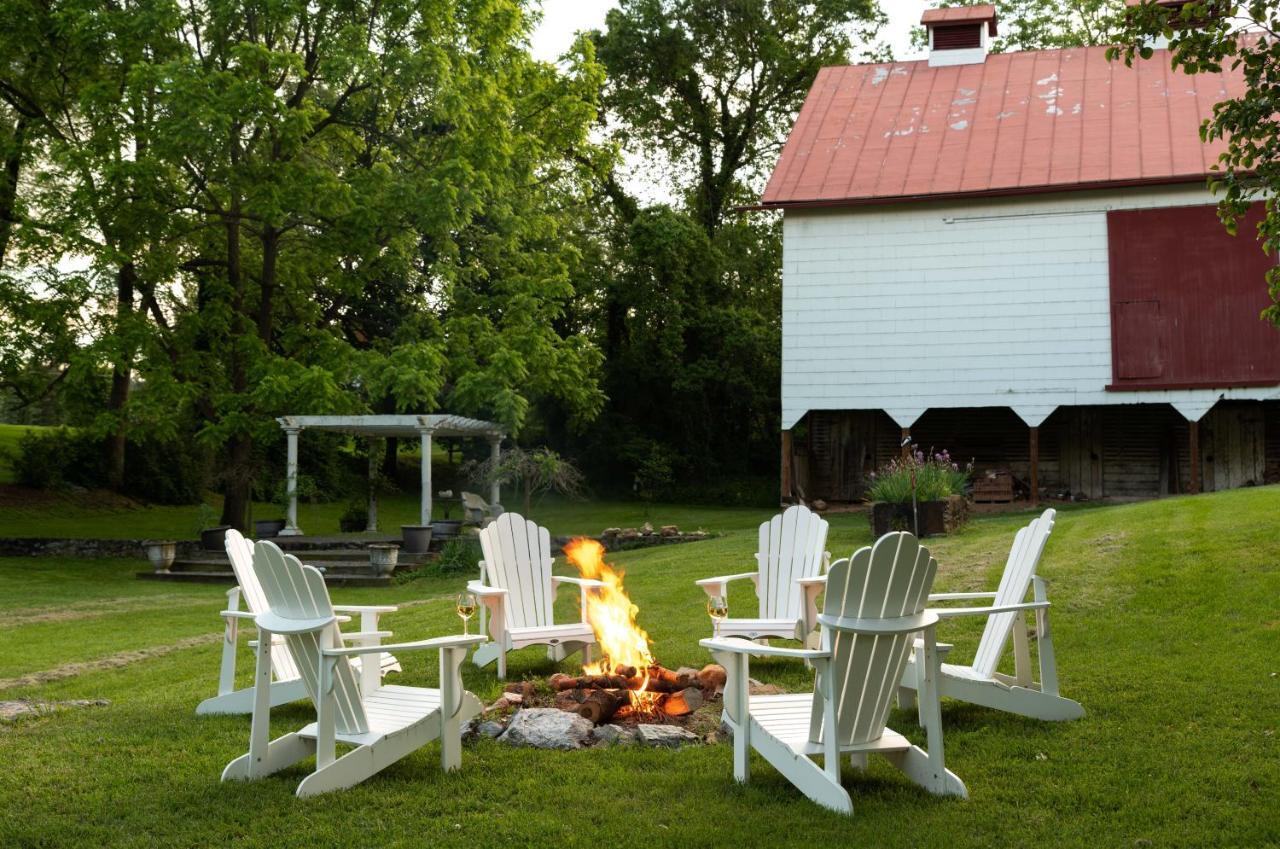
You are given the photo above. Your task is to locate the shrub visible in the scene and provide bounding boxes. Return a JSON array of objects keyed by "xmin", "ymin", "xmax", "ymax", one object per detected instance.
[
  {"xmin": 436, "ymin": 537, "xmax": 481, "ymax": 575},
  {"xmin": 868, "ymin": 446, "xmax": 971, "ymax": 504},
  {"xmin": 11, "ymin": 427, "xmax": 208, "ymax": 504}
]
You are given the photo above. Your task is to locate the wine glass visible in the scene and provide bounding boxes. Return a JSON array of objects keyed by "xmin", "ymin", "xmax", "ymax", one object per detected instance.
[
  {"xmin": 456, "ymin": 591, "xmax": 478, "ymax": 635},
  {"xmin": 706, "ymin": 594, "xmax": 728, "ymax": 637}
]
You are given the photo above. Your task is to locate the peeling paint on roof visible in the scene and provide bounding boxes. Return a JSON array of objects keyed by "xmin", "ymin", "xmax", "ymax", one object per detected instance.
[{"xmin": 761, "ymin": 44, "xmax": 1245, "ymax": 206}]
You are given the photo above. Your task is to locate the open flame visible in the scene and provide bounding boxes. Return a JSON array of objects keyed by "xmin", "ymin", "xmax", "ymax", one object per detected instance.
[{"xmin": 563, "ymin": 538, "xmax": 661, "ymax": 716}]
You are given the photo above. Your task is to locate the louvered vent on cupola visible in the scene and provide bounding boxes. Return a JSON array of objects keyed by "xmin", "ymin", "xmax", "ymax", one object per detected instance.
[{"xmin": 922, "ymin": 4, "xmax": 998, "ymax": 68}]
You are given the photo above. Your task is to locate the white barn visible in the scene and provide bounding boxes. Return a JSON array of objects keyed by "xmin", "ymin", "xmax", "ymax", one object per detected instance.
[{"xmin": 767, "ymin": 5, "xmax": 1280, "ymax": 502}]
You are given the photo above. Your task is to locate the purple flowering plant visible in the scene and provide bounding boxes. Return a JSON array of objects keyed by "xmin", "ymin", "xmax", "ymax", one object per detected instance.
[{"xmin": 868, "ymin": 445, "xmax": 972, "ymax": 504}]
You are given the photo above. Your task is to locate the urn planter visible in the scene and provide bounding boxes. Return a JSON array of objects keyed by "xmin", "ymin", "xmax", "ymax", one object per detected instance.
[
  {"xmin": 144, "ymin": 540, "xmax": 177, "ymax": 573},
  {"xmin": 368, "ymin": 544, "xmax": 399, "ymax": 576}
]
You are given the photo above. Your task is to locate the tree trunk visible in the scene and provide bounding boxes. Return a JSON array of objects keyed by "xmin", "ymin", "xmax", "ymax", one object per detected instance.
[
  {"xmin": 0, "ymin": 117, "xmax": 26, "ymax": 267},
  {"xmin": 105, "ymin": 261, "xmax": 137, "ymax": 490},
  {"xmin": 220, "ymin": 433, "xmax": 254, "ymax": 531},
  {"xmin": 219, "ymin": 191, "xmax": 252, "ymax": 531}
]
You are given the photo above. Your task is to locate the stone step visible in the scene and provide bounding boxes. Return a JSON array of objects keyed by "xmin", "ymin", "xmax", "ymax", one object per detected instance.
[{"xmin": 137, "ymin": 570, "xmax": 393, "ymax": 588}]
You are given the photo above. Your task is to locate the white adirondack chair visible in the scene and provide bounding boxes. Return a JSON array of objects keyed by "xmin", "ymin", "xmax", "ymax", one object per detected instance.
[
  {"xmin": 702, "ymin": 532, "xmax": 966, "ymax": 815},
  {"xmin": 468, "ymin": 512, "xmax": 602, "ymax": 679},
  {"xmin": 196, "ymin": 529, "xmax": 401, "ymax": 715},
  {"xmin": 221, "ymin": 541, "xmax": 484, "ymax": 797},
  {"xmin": 898, "ymin": 508, "xmax": 1084, "ymax": 722},
  {"xmin": 695, "ymin": 505, "xmax": 830, "ymax": 643}
]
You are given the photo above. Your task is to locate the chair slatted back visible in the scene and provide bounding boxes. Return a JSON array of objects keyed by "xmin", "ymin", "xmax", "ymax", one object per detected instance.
[
  {"xmin": 224, "ymin": 529, "xmax": 300, "ymax": 681},
  {"xmin": 252, "ymin": 541, "xmax": 368, "ymax": 735},
  {"xmin": 971, "ymin": 508, "xmax": 1056, "ymax": 679},
  {"xmin": 477, "ymin": 512, "xmax": 554, "ymax": 629},
  {"xmin": 757, "ymin": 505, "xmax": 830, "ymax": 619},
  {"xmin": 810, "ymin": 532, "xmax": 937, "ymax": 746}
]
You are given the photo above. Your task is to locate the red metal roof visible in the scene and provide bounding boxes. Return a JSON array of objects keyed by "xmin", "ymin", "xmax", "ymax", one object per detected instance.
[
  {"xmin": 921, "ymin": 4, "xmax": 998, "ymax": 34},
  {"xmin": 760, "ymin": 45, "xmax": 1246, "ymax": 208}
]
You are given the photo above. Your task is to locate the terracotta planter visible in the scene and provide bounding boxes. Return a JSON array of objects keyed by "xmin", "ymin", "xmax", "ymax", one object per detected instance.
[
  {"xmin": 144, "ymin": 540, "xmax": 177, "ymax": 573},
  {"xmin": 368, "ymin": 544, "xmax": 399, "ymax": 576},
  {"xmin": 200, "ymin": 526, "xmax": 231, "ymax": 551},
  {"xmin": 430, "ymin": 519, "xmax": 462, "ymax": 540},
  {"xmin": 254, "ymin": 518, "xmax": 286, "ymax": 538},
  {"xmin": 401, "ymin": 525, "xmax": 433, "ymax": 554}
]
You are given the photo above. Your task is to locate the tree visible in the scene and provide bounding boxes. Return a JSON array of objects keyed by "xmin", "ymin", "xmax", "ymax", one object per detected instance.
[
  {"xmin": 1111, "ymin": 1, "xmax": 1280, "ymax": 326},
  {"xmin": 0, "ymin": 0, "xmax": 608, "ymax": 528},
  {"xmin": 468, "ymin": 446, "xmax": 585, "ymax": 517},
  {"xmin": 593, "ymin": 0, "xmax": 882, "ymax": 233},
  {"xmin": 914, "ymin": 0, "xmax": 1127, "ymax": 52}
]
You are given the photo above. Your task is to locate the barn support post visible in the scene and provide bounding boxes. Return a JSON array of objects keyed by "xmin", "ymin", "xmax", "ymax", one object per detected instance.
[
  {"xmin": 1189, "ymin": 420, "xmax": 1201, "ymax": 494},
  {"xmin": 1028, "ymin": 426, "xmax": 1040, "ymax": 504},
  {"xmin": 780, "ymin": 429, "xmax": 795, "ymax": 503}
]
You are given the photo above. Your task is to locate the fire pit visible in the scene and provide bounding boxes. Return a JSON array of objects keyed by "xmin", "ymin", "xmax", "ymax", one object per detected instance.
[{"xmin": 550, "ymin": 538, "xmax": 725, "ymax": 726}]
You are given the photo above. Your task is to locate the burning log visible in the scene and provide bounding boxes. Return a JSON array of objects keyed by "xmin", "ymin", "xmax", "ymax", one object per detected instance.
[
  {"xmin": 576, "ymin": 689, "xmax": 628, "ymax": 724},
  {"xmin": 550, "ymin": 672, "xmax": 634, "ymax": 691},
  {"xmin": 661, "ymin": 687, "xmax": 703, "ymax": 717}
]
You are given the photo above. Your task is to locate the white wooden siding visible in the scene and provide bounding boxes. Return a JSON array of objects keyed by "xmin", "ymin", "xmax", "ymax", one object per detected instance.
[{"xmin": 781, "ymin": 184, "xmax": 1280, "ymax": 429}]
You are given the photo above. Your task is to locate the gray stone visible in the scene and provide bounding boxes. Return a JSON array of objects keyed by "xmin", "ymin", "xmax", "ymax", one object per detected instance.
[
  {"xmin": 499, "ymin": 708, "xmax": 594, "ymax": 750},
  {"xmin": 477, "ymin": 720, "xmax": 506, "ymax": 739},
  {"xmin": 591, "ymin": 723, "xmax": 636, "ymax": 746},
  {"xmin": 0, "ymin": 699, "xmax": 109, "ymax": 722},
  {"xmin": 635, "ymin": 723, "xmax": 700, "ymax": 749}
]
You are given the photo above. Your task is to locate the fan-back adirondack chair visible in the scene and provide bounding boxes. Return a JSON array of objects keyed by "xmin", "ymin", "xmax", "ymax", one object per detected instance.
[
  {"xmin": 221, "ymin": 541, "xmax": 484, "ymax": 797},
  {"xmin": 196, "ymin": 529, "xmax": 401, "ymax": 715},
  {"xmin": 468, "ymin": 512, "xmax": 603, "ymax": 679},
  {"xmin": 897, "ymin": 508, "xmax": 1084, "ymax": 722},
  {"xmin": 695, "ymin": 505, "xmax": 830, "ymax": 644},
  {"xmin": 461, "ymin": 491, "xmax": 503, "ymax": 526},
  {"xmin": 702, "ymin": 532, "xmax": 966, "ymax": 815}
]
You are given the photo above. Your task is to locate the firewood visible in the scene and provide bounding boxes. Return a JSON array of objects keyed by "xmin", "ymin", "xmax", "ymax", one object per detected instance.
[
  {"xmin": 576, "ymin": 689, "xmax": 627, "ymax": 724},
  {"xmin": 551, "ymin": 673, "xmax": 634, "ymax": 691},
  {"xmin": 613, "ymin": 665, "xmax": 637, "ymax": 679},
  {"xmin": 662, "ymin": 687, "xmax": 703, "ymax": 717},
  {"xmin": 648, "ymin": 665, "xmax": 699, "ymax": 689}
]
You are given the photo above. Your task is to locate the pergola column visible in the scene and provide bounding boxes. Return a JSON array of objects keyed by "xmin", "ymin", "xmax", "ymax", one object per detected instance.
[
  {"xmin": 488, "ymin": 435, "xmax": 502, "ymax": 506},
  {"xmin": 366, "ymin": 438, "xmax": 380, "ymax": 533},
  {"xmin": 281, "ymin": 425, "xmax": 302, "ymax": 536},
  {"xmin": 419, "ymin": 427, "xmax": 433, "ymax": 525}
]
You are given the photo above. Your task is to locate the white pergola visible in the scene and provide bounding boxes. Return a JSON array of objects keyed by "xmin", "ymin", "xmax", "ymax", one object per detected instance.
[{"xmin": 276, "ymin": 414, "xmax": 505, "ymax": 536}]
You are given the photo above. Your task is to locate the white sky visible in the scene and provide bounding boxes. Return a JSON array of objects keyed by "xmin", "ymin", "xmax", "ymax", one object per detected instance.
[{"xmin": 528, "ymin": 0, "xmax": 928, "ymax": 63}]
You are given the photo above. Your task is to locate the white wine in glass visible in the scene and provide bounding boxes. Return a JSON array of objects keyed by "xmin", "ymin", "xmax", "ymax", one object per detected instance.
[
  {"xmin": 456, "ymin": 592, "xmax": 478, "ymax": 635},
  {"xmin": 707, "ymin": 594, "xmax": 728, "ymax": 636}
]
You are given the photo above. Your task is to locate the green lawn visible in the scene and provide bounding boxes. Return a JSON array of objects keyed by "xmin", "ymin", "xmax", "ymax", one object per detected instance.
[
  {"xmin": 0, "ymin": 489, "xmax": 760, "ymax": 540},
  {"xmin": 0, "ymin": 490, "xmax": 1278, "ymax": 847}
]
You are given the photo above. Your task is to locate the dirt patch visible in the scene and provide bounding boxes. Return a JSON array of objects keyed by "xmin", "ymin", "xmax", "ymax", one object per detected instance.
[
  {"xmin": 0, "ymin": 633, "xmax": 221, "ymax": 692},
  {"xmin": 3, "ymin": 595, "xmax": 203, "ymax": 627},
  {"xmin": 0, "ymin": 698, "xmax": 109, "ymax": 723}
]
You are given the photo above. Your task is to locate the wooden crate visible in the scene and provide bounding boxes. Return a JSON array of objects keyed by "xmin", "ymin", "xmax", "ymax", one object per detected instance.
[{"xmin": 972, "ymin": 471, "xmax": 1015, "ymax": 503}]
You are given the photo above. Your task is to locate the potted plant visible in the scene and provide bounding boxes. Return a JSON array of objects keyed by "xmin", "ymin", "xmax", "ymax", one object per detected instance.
[
  {"xmin": 367, "ymin": 543, "xmax": 399, "ymax": 577},
  {"xmin": 867, "ymin": 447, "xmax": 972, "ymax": 538},
  {"xmin": 430, "ymin": 490, "xmax": 462, "ymax": 540},
  {"xmin": 143, "ymin": 539, "xmax": 177, "ymax": 573},
  {"xmin": 196, "ymin": 504, "xmax": 231, "ymax": 551}
]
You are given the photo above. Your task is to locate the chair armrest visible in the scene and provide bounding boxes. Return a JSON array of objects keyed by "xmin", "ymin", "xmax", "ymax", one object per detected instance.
[
  {"xmin": 699, "ymin": 636, "xmax": 829, "ymax": 660},
  {"xmin": 256, "ymin": 611, "xmax": 338, "ymax": 635},
  {"xmin": 333, "ymin": 604, "xmax": 398, "ymax": 614},
  {"xmin": 466, "ymin": 582, "xmax": 508, "ymax": 597},
  {"xmin": 929, "ymin": 591, "xmax": 998, "ymax": 601},
  {"xmin": 552, "ymin": 576, "xmax": 606, "ymax": 589},
  {"xmin": 323, "ymin": 634, "xmax": 486, "ymax": 657},
  {"xmin": 933, "ymin": 601, "xmax": 1048, "ymax": 619},
  {"xmin": 341, "ymin": 630, "xmax": 394, "ymax": 642},
  {"xmin": 796, "ymin": 575, "xmax": 827, "ymax": 587},
  {"xmin": 818, "ymin": 611, "xmax": 940, "ymax": 635},
  {"xmin": 695, "ymin": 572, "xmax": 758, "ymax": 588},
  {"xmin": 219, "ymin": 610, "xmax": 259, "ymax": 620}
]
